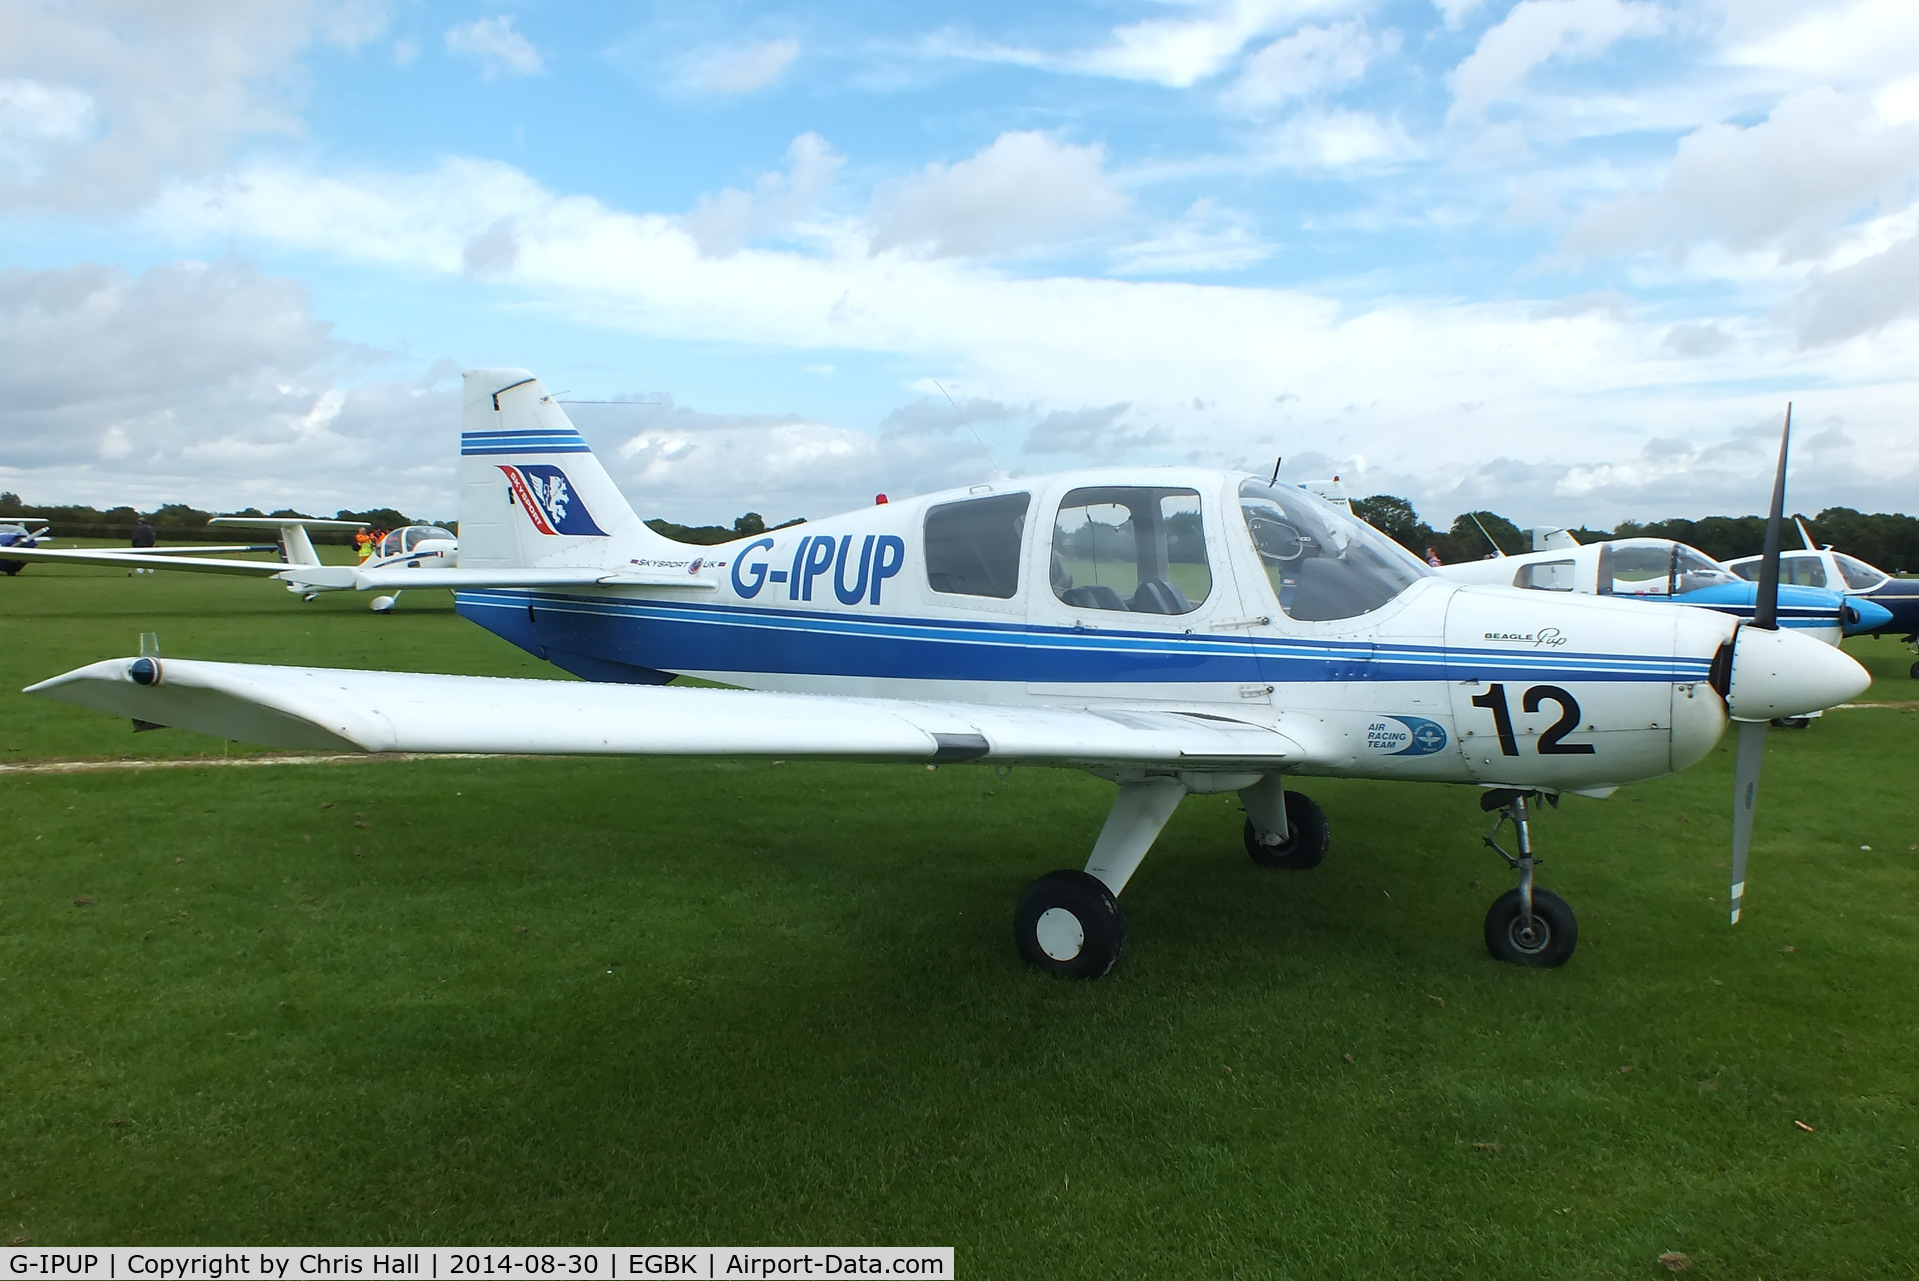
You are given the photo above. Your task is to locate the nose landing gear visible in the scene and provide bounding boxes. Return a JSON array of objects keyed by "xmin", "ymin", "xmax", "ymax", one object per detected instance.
[{"xmin": 1479, "ymin": 789, "xmax": 1578, "ymax": 967}]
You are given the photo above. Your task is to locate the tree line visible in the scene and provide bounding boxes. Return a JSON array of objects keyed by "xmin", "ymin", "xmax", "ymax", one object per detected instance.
[
  {"xmin": 6, "ymin": 489, "xmax": 1915, "ymax": 572},
  {"xmin": 0, "ymin": 492, "xmax": 802, "ymax": 548},
  {"xmin": 1351, "ymin": 495, "xmax": 1919, "ymax": 573}
]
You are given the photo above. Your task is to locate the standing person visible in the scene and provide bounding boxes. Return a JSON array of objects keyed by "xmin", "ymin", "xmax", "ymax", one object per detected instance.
[
  {"xmin": 1424, "ymin": 545, "xmax": 1442, "ymax": 567},
  {"xmin": 355, "ymin": 528, "xmax": 374, "ymax": 562},
  {"xmin": 132, "ymin": 516, "xmax": 156, "ymax": 548}
]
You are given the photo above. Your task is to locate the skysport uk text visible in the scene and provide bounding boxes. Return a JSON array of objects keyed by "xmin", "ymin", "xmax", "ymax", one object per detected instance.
[{"xmin": 0, "ymin": 1251, "xmax": 951, "ymax": 1280}]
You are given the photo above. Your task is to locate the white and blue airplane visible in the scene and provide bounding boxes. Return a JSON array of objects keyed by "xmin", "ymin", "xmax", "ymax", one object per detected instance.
[
  {"xmin": 28, "ymin": 372, "xmax": 1868, "ymax": 977},
  {"xmin": 1435, "ymin": 530, "xmax": 1892, "ymax": 644}
]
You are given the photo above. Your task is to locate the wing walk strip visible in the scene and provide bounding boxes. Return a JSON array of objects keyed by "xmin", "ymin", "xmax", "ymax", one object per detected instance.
[{"xmin": 462, "ymin": 589, "xmax": 1712, "ymax": 681}]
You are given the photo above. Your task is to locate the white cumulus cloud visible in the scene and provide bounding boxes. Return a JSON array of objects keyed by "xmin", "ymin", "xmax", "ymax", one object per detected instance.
[
  {"xmin": 1448, "ymin": 0, "xmax": 1664, "ymax": 120},
  {"xmin": 1227, "ymin": 21, "xmax": 1384, "ymax": 113},
  {"xmin": 869, "ymin": 131, "xmax": 1127, "ymax": 258},
  {"xmin": 672, "ymin": 37, "xmax": 800, "ymax": 96},
  {"xmin": 445, "ymin": 15, "xmax": 545, "ymax": 79}
]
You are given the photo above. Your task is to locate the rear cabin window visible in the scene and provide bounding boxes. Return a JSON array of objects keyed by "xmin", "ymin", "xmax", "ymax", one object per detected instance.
[
  {"xmin": 1514, "ymin": 559, "xmax": 1575, "ymax": 591},
  {"xmin": 923, "ymin": 493, "xmax": 1030, "ymax": 598},
  {"xmin": 1781, "ymin": 554, "xmax": 1827, "ymax": 588},
  {"xmin": 1050, "ymin": 487, "xmax": 1212, "ymax": 615}
]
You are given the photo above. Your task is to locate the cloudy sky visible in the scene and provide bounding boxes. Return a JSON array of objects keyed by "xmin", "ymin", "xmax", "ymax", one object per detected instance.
[{"xmin": 1, "ymin": 0, "xmax": 1915, "ymax": 528}]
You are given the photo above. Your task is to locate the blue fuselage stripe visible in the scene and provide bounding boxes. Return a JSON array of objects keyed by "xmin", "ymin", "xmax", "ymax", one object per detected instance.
[{"xmin": 454, "ymin": 589, "xmax": 1711, "ymax": 686}]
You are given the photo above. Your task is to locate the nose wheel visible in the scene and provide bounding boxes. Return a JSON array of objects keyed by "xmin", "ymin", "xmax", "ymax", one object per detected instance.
[{"xmin": 1479, "ymin": 789, "xmax": 1577, "ymax": 967}]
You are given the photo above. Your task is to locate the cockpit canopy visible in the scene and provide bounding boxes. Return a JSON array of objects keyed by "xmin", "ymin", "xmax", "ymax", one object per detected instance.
[
  {"xmin": 377, "ymin": 526, "xmax": 456, "ymax": 558},
  {"xmin": 1238, "ymin": 479, "xmax": 1430, "ymax": 621},
  {"xmin": 1603, "ymin": 539, "xmax": 1739, "ymax": 597}
]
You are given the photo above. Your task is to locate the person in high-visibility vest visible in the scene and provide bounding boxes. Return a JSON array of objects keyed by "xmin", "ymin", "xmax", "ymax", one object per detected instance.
[{"xmin": 355, "ymin": 528, "xmax": 374, "ymax": 562}]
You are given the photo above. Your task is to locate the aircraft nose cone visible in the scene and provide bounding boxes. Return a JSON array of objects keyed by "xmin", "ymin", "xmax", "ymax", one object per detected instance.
[
  {"xmin": 1845, "ymin": 596, "xmax": 1895, "ymax": 635},
  {"xmin": 1725, "ymin": 623, "xmax": 1871, "ymax": 720}
]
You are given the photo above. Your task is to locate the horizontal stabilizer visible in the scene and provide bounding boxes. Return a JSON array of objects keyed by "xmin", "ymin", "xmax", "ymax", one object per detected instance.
[{"xmin": 27, "ymin": 657, "xmax": 1304, "ymax": 768}]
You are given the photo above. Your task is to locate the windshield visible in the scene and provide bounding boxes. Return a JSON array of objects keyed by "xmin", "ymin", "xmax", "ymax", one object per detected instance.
[
  {"xmin": 404, "ymin": 526, "xmax": 456, "ymax": 551},
  {"xmin": 1239, "ymin": 478, "xmax": 1428, "ymax": 621},
  {"xmin": 1835, "ymin": 554, "xmax": 1886, "ymax": 590},
  {"xmin": 1605, "ymin": 540, "xmax": 1736, "ymax": 596}
]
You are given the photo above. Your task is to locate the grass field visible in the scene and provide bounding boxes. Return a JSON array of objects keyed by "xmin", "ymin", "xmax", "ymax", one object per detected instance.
[{"xmin": 3, "ymin": 560, "xmax": 1918, "ymax": 1274}]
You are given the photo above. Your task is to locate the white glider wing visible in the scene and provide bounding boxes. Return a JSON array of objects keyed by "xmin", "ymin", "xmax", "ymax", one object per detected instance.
[
  {"xmin": 279, "ymin": 566, "xmax": 720, "ymax": 591},
  {"xmin": 0, "ymin": 548, "xmax": 289, "ymax": 575},
  {"xmin": 26, "ymin": 658, "xmax": 1304, "ymax": 769}
]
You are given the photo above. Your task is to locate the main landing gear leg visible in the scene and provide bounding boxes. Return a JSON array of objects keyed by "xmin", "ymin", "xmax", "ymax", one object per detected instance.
[
  {"xmin": 1239, "ymin": 773, "xmax": 1329, "ymax": 869},
  {"xmin": 1480, "ymin": 789, "xmax": 1577, "ymax": 968},
  {"xmin": 1014, "ymin": 777, "xmax": 1187, "ymax": 979}
]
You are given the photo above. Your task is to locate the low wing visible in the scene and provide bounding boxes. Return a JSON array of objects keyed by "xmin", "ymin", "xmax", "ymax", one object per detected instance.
[
  {"xmin": 280, "ymin": 565, "xmax": 719, "ymax": 591},
  {"xmin": 0, "ymin": 547, "xmax": 289, "ymax": 576},
  {"xmin": 26, "ymin": 657, "xmax": 1304, "ymax": 769}
]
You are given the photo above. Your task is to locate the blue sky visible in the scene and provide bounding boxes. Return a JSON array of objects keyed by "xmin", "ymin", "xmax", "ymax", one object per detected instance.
[{"xmin": 2, "ymin": 0, "xmax": 1916, "ymax": 528}]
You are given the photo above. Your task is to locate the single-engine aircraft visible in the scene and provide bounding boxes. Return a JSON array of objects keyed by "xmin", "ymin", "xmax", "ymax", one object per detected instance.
[
  {"xmin": 0, "ymin": 515, "xmax": 51, "ymax": 575},
  {"xmin": 1726, "ymin": 523, "xmax": 1919, "ymax": 676},
  {"xmin": 28, "ymin": 374, "xmax": 1869, "ymax": 977},
  {"xmin": 1434, "ymin": 532, "xmax": 1891, "ymax": 644},
  {"xmin": 0, "ymin": 517, "xmax": 458, "ymax": 612}
]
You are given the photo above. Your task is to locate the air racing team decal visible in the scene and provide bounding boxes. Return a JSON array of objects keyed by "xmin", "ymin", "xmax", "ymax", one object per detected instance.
[{"xmin": 1365, "ymin": 715, "xmax": 1450, "ymax": 756}]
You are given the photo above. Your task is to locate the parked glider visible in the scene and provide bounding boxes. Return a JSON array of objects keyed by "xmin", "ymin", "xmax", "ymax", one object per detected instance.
[
  {"xmin": 29, "ymin": 375, "xmax": 1867, "ymax": 976},
  {"xmin": 0, "ymin": 516, "xmax": 457, "ymax": 612},
  {"xmin": 1435, "ymin": 532, "xmax": 1890, "ymax": 643}
]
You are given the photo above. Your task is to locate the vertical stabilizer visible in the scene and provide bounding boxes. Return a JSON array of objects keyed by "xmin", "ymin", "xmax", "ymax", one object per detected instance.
[{"xmin": 458, "ymin": 369, "xmax": 681, "ymax": 569}]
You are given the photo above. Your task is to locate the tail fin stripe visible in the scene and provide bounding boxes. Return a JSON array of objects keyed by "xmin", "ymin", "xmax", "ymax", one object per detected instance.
[{"xmin": 461, "ymin": 430, "xmax": 590, "ymax": 455}]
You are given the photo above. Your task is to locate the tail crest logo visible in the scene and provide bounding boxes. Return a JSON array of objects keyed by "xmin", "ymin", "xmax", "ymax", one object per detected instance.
[{"xmin": 500, "ymin": 464, "xmax": 607, "ymax": 537}]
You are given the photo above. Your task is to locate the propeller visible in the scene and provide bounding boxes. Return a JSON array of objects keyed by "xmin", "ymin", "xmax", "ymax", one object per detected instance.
[{"xmin": 1728, "ymin": 404, "xmax": 1790, "ymax": 925}]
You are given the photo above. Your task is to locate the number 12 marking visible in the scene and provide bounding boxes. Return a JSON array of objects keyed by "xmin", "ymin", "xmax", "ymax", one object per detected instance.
[{"xmin": 1469, "ymin": 683, "xmax": 1596, "ymax": 756}]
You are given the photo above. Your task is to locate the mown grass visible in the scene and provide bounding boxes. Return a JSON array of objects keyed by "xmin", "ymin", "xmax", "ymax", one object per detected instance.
[{"xmin": 3, "ymin": 564, "xmax": 1918, "ymax": 1275}]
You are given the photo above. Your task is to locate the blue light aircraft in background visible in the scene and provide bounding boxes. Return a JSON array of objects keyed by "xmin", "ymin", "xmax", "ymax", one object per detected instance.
[
  {"xmin": 1727, "ymin": 523, "xmax": 1919, "ymax": 677},
  {"xmin": 1436, "ymin": 530, "xmax": 1891, "ymax": 643},
  {"xmin": 29, "ymin": 373, "xmax": 1868, "ymax": 977}
]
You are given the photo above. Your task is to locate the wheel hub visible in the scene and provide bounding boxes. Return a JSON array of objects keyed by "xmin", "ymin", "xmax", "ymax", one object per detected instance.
[
  {"xmin": 1034, "ymin": 907, "xmax": 1085, "ymax": 961},
  {"xmin": 1508, "ymin": 916, "xmax": 1551, "ymax": 954}
]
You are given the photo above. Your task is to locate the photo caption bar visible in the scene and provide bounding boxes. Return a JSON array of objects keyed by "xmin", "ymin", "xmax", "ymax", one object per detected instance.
[{"xmin": 0, "ymin": 1249, "xmax": 952, "ymax": 1280}]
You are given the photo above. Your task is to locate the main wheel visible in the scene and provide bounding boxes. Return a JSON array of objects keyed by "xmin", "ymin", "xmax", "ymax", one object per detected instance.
[
  {"xmin": 1910, "ymin": 659, "xmax": 1919, "ymax": 680},
  {"xmin": 1243, "ymin": 790, "xmax": 1329, "ymax": 870},
  {"xmin": 1483, "ymin": 887, "xmax": 1578, "ymax": 967},
  {"xmin": 1014, "ymin": 870, "xmax": 1126, "ymax": 978}
]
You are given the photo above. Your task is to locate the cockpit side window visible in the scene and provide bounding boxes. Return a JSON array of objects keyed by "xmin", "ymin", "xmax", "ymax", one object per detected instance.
[
  {"xmin": 1239, "ymin": 479, "xmax": 1426, "ymax": 621},
  {"xmin": 1050, "ymin": 487, "xmax": 1212, "ymax": 615},
  {"xmin": 378, "ymin": 530, "xmax": 405, "ymax": 557},
  {"xmin": 924, "ymin": 493, "xmax": 1030, "ymax": 598}
]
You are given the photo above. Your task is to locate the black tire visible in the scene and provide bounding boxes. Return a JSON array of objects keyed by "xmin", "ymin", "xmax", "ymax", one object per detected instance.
[
  {"xmin": 1910, "ymin": 660, "xmax": 1919, "ymax": 680},
  {"xmin": 1770, "ymin": 716, "xmax": 1811, "ymax": 729},
  {"xmin": 1014, "ymin": 870, "xmax": 1127, "ymax": 978},
  {"xmin": 1483, "ymin": 887, "xmax": 1578, "ymax": 967},
  {"xmin": 1243, "ymin": 790, "xmax": 1329, "ymax": 870}
]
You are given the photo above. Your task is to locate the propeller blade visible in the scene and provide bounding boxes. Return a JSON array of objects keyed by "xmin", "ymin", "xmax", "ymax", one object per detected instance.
[
  {"xmin": 1729, "ymin": 719, "xmax": 1767, "ymax": 923},
  {"xmin": 1751, "ymin": 404, "xmax": 1791, "ymax": 631},
  {"xmin": 1727, "ymin": 403, "xmax": 1790, "ymax": 924}
]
